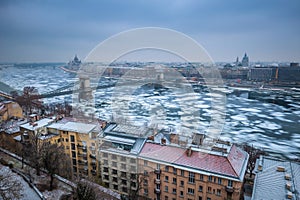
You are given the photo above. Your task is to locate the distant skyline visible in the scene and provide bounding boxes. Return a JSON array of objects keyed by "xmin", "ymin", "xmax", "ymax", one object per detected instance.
[{"xmin": 0, "ymin": 0, "xmax": 299, "ymax": 63}]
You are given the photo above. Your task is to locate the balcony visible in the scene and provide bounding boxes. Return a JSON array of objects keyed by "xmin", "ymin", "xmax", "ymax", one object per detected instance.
[
  {"xmin": 154, "ymin": 179, "xmax": 161, "ymax": 184},
  {"xmin": 90, "ymin": 154, "xmax": 96, "ymax": 159},
  {"xmin": 154, "ymin": 188, "xmax": 161, "ymax": 194},
  {"xmin": 225, "ymin": 186, "xmax": 234, "ymax": 193},
  {"xmin": 154, "ymin": 169, "xmax": 161, "ymax": 174}
]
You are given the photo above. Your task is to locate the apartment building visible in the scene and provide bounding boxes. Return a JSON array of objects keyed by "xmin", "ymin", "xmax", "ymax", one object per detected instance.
[
  {"xmin": 19, "ymin": 117, "xmax": 102, "ymax": 179},
  {"xmin": 47, "ymin": 120, "xmax": 100, "ymax": 178},
  {"xmin": 138, "ymin": 142, "xmax": 248, "ymax": 200},
  {"xmin": 98, "ymin": 123, "xmax": 150, "ymax": 197}
]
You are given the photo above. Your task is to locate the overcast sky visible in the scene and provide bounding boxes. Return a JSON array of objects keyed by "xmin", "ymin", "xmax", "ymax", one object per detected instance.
[{"xmin": 0, "ymin": 0, "xmax": 299, "ymax": 63}]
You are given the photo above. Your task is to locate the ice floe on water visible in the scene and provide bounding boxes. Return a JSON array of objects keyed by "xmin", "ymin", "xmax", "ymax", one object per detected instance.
[
  {"xmin": 256, "ymin": 121, "xmax": 282, "ymax": 130},
  {"xmin": 1, "ymin": 64, "xmax": 300, "ymax": 159}
]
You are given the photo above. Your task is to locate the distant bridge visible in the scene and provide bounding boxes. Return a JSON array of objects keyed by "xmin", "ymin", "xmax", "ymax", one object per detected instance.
[{"xmin": 0, "ymin": 80, "xmax": 118, "ymax": 100}]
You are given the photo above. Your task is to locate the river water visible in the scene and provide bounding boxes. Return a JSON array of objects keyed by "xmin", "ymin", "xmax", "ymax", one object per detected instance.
[{"xmin": 1, "ymin": 64, "xmax": 299, "ymax": 159}]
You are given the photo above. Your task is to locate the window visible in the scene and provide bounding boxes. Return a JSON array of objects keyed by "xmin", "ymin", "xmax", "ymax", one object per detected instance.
[
  {"xmin": 103, "ymin": 153, "xmax": 108, "ymax": 158},
  {"xmin": 180, "ymin": 191, "xmax": 184, "ymax": 197},
  {"xmin": 173, "ymin": 167, "xmax": 177, "ymax": 175},
  {"xmin": 73, "ymin": 166, "xmax": 77, "ymax": 172},
  {"xmin": 112, "ymin": 154, "xmax": 117, "ymax": 160},
  {"xmin": 144, "ymin": 170, "xmax": 148, "ymax": 176},
  {"xmin": 113, "ymin": 177, "xmax": 118, "ymax": 183},
  {"xmin": 143, "ymin": 179, "xmax": 148, "ymax": 186},
  {"xmin": 208, "ymin": 175, "xmax": 212, "ymax": 182},
  {"xmin": 199, "ymin": 197, "xmax": 202, "ymax": 200},
  {"xmin": 70, "ymin": 135, "xmax": 75, "ymax": 142},
  {"xmin": 172, "ymin": 178, "xmax": 177, "ymax": 184},
  {"xmin": 103, "ymin": 167, "xmax": 109, "ymax": 173},
  {"xmin": 122, "ymin": 187, "xmax": 127, "ymax": 193},
  {"xmin": 165, "ymin": 176, "xmax": 169, "ymax": 182},
  {"xmin": 181, "ymin": 170, "xmax": 184, "ymax": 176},
  {"xmin": 144, "ymin": 189, "xmax": 148, "ymax": 195},
  {"xmin": 112, "ymin": 169, "xmax": 117, "ymax": 175},
  {"xmin": 131, "ymin": 181, "xmax": 136, "ymax": 188},
  {"xmin": 165, "ymin": 196, "xmax": 168, "ymax": 200},
  {"xmin": 66, "ymin": 139, "xmax": 68, "ymax": 142},
  {"xmin": 113, "ymin": 185, "xmax": 118, "ymax": 190},
  {"xmin": 188, "ymin": 188, "xmax": 194, "ymax": 195},
  {"xmin": 121, "ymin": 172, "xmax": 127, "ymax": 178},
  {"xmin": 72, "ymin": 151, "xmax": 76, "ymax": 158},
  {"xmin": 216, "ymin": 189, "xmax": 221, "ymax": 196},
  {"xmin": 144, "ymin": 160, "xmax": 148, "ymax": 166},
  {"xmin": 207, "ymin": 186, "xmax": 212, "ymax": 193},
  {"xmin": 228, "ymin": 180, "xmax": 233, "ymax": 187},
  {"xmin": 71, "ymin": 143, "xmax": 75, "ymax": 150},
  {"xmin": 122, "ymin": 179, "xmax": 127, "ymax": 185},
  {"xmin": 130, "ymin": 158, "xmax": 136, "ymax": 164},
  {"xmin": 218, "ymin": 178, "xmax": 222, "ymax": 185},
  {"xmin": 165, "ymin": 186, "xmax": 168, "ymax": 192},
  {"xmin": 207, "ymin": 198, "xmax": 211, "ymax": 200},
  {"xmin": 130, "ymin": 166, "xmax": 136, "ymax": 171},
  {"xmin": 180, "ymin": 180, "xmax": 184, "ymax": 187},
  {"xmin": 112, "ymin": 162, "xmax": 117, "ymax": 167},
  {"xmin": 200, "ymin": 174, "xmax": 203, "ymax": 181},
  {"xmin": 165, "ymin": 166, "xmax": 169, "ymax": 172},
  {"xmin": 199, "ymin": 185, "xmax": 203, "ymax": 192},
  {"xmin": 188, "ymin": 172, "xmax": 195, "ymax": 183},
  {"xmin": 104, "ymin": 175, "xmax": 109, "ymax": 180},
  {"xmin": 130, "ymin": 173, "xmax": 136, "ymax": 179},
  {"xmin": 121, "ymin": 163, "xmax": 126, "ymax": 169},
  {"xmin": 103, "ymin": 160, "xmax": 108, "ymax": 165},
  {"xmin": 172, "ymin": 188, "xmax": 177, "ymax": 194},
  {"xmin": 72, "ymin": 159, "xmax": 76, "ymax": 166},
  {"xmin": 157, "ymin": 163, "xmax": 160, "ymax": 169}
]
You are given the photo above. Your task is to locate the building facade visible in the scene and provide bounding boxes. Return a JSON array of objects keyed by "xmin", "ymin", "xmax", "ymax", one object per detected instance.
[{"xmin": 138, "ymin": 142, "xmax": 248, "ymax": 200}]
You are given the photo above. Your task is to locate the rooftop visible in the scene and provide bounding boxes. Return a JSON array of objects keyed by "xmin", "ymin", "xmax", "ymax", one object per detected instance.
[
  {"xmin": 104, "ymin": 123, "xmax": 151, "ymax": 137},
  {"xmin": 252, "ymin": 156, "xmax": 300, "ymax": 200},
  {"xmin": 139, "ymin": 142, "xmax": 248, "ymax": 180},
  {"xmin": 50, "ymin": 121, "xmax": 96, "ymax": 134},
  {"xmin": 19, "ymin": 118, "xmax": 53, "ymax": 131}
]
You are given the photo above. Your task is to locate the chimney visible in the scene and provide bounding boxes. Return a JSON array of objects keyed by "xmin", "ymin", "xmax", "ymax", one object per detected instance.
[
  {"xmin": 148, "ymin": 135, "xmax": 154, "ymax": 141},
  {"xmin": 170, "ymin": 133, "xmax": 179, "ymax": 144},
  {"xmin": 186, "ymin": 146, "xmax": 192, "ymax": 157}
]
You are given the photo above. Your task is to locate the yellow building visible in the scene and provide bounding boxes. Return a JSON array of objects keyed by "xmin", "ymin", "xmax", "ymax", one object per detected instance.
[
  {"xmin": 47, "ymin": 121, "xmax": 100, "ymax": 178},
  {"xmin": 0, "ymin": 101, "xmax": 23, "ymax": 122}
]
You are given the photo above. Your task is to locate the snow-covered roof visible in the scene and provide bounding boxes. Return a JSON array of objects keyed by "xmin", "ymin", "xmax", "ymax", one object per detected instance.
[
  {"xmin": 20, "ymin": 118, "xmax": 54, "ymax": 131},
  {"xmin": 58, "ymin": 122, "xmax": 96, "ymax": 134}
]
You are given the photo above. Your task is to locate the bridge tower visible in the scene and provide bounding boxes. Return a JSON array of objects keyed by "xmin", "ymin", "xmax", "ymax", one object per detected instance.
[{"xmin": 78, "ymin": 75, "xmax": 93, "ymax": 102}]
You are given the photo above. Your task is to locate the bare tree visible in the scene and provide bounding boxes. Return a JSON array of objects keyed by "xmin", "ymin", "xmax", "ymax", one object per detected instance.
[
  {"xmin": 73, "ymin": 180, "xmax": 97, "ymax": 200},
  {"xmin": 24, "ymin": 132, "xmax": 46, "ymax": 176},
  {"xmin": 0, "ymin": 165, "xmax": 23, "ymax": 200},
  {"xmin": 240, "ymin": 143, "xmax": 266, "ymax": 178},
  {"xmin": 15, "ymin": 86, "xmax": 43, "ymax": 116},
  {"xmin": 42, "ymin": 143, "xmax": 72, "ymax": 190},
  {"xmin": 127, "ymin": 173, "xmax": 148, "ymax": 200}
]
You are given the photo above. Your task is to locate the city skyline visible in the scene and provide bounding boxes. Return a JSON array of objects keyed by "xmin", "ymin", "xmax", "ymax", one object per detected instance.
[{"xmin": 0, "ymin": 0, "xmax": 300, "ymax": 63}]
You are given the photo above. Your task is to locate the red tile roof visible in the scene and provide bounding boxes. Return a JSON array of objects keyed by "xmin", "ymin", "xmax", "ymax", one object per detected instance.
[{"xmin": 139, "ymin": 142, "xmax": 248, "ymax": 179}]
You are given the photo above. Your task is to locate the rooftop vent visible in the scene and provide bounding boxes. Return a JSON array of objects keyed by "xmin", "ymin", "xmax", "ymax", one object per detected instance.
[
  {"xmin": 285, "ymin": 174, "xmax": 291, "ymax": 180},
  {"xmin": 277, "ymin": 166, "xmax": 285, "ymax": 172},
  {"xmin": 186, "ymin": 146, "xmax": 192, "ymax": 157},
  {"xmin": 287, "ymin": 191, "xmax": 293, "ymax": 199},
  {"xmin": 286, "ymin": 182, "xmax": 291, "ymax": 190}
]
